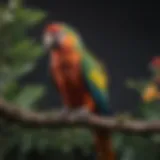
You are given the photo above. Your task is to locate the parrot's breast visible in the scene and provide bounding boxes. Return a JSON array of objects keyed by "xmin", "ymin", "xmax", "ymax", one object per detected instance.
[{"xmin": 50, "ymin": 50, "xmax": 96, "ymax": 108}]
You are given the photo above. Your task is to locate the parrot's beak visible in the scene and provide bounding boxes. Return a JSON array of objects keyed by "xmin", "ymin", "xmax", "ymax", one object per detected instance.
[
  {"xmin": 42, "ymin": 31, "xmax": 65, "ymax": 51},
  {"xmin": 42, "ymin": 32, "xmax": 55, "ymax": 51}
]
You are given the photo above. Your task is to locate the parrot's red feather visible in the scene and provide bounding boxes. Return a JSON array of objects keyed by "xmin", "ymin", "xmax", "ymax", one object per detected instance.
[
  {"xmin": 94, "ymin": 131, "xmax": 115, "ymax": 160},
  {"xmin": 44, "ymin": 23, "xmax": 62, "ymax": 33}
]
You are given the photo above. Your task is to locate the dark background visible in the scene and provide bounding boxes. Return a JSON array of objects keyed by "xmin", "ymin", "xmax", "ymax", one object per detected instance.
[
  {"xmin": 25, "ymin": 0, "xmax": 159, "ymax": 112},
  {"xmin": 4, "ymin": 0, "xmax": 160, "ymax": 112}
]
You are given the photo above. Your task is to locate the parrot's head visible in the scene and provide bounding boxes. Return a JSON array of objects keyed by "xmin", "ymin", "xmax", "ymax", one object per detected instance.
[
  {"xmin": 149, "ymin": 56, "xmax": 160, "ymax": 78},
  {"xmin": 42, "ymin": 22, "xmax": 82, "ymax": 52}
]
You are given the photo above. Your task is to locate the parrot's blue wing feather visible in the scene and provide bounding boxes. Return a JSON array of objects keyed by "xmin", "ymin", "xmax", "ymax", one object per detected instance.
[{"xmin": 81, "ymin": 54, "xmax": 113, "ymax": 115}]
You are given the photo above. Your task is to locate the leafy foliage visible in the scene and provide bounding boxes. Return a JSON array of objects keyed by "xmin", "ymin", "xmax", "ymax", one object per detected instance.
[
  {"xmin": 0, "ymin": 0, "xmax": 47, "ymax": 158},
  {"xmin": 122, "ymin": 76, "xmax": 160, "ymax": 160}
]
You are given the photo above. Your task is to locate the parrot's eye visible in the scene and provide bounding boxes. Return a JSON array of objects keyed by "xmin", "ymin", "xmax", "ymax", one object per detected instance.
[{"xmin": 54, "ymin": 31, "xmax": 65, "ymax": 42}]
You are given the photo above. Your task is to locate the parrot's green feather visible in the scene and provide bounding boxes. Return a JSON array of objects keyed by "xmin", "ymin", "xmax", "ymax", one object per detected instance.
[{"xmin": 80, "ymin": 49, "xmax": 112, "ymax": 115}]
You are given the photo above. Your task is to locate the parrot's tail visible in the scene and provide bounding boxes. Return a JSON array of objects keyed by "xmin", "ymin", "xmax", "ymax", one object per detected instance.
[{"xmin": 93, "ymin": 130, "xmax": 115, "ymax": 160}]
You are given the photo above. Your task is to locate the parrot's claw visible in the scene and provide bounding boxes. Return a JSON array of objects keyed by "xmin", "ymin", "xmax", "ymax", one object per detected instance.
[
  {"xmin": 56, "ymin": 108, "xmax": 72, "ymax": 120},
  {"xmin": 69, "ymin": 107, "xmax": 91, "ymax": 121}
]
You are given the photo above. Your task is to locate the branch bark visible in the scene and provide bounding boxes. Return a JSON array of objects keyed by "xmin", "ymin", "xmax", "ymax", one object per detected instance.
[{"xmin": 0, "ymin": 98, "xmax": 160, "ymax": 133}]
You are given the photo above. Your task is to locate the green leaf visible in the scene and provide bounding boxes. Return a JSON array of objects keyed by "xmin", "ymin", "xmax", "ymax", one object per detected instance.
[
  {"xmin": 151, "ymin": 134, "xmax": 160, "ymax": 144},
  {"xmin": 14, "ymin": 8, "xmax": 46, "ymax": 27},
  {"xmin": 20, "ymin": 132, "xmax": 32, "ymax": 153},
  {"xmin": 8, "ymin": 0, "xmax": 22, "ymax": 10},
  {"xmin": 12, "ymin": 63, "xmax": 35, "ymax": 77},
  {"xmin": 13, "ymin": 85, "xmax": 45, "ymax": 108},
  {"xmin": 8, "ymin": 40, "xmax": 42, "ymax": 58},
  {"xmin": 121, "ymin": 147, "xmax": 135, "ymax": 160},
  {"xmin": 142, "ymin": 102, "xmax": 160, "ymax": 120},
  {"xmin": 126, "ymin": 79, "xmax": 152, "ymax": 93}
]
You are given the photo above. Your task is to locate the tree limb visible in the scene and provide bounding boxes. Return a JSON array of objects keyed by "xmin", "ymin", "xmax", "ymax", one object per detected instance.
[{"xmin": 0, "ymin": 98, "xmax": 160, "ymax": 133}]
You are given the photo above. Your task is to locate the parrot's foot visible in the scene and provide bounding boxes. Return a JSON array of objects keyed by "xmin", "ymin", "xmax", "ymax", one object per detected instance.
[
  {"xmin": 69, "ymin": 107, "xmax": 91, "ymax": 121},
  {"xmin": 56, "ymin": 108, "xmax": 72, "ymax": 120}
]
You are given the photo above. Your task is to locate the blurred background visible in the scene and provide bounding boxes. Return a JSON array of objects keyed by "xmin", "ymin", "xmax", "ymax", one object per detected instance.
[{"xmin": 0, "ymin": 0, "xmax": 159, "ymax": 160}]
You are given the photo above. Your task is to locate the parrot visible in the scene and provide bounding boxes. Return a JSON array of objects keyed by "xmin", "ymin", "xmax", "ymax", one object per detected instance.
[{"xmin": 42, "ymin": 22, "xmax": 115, "ymax": 160}]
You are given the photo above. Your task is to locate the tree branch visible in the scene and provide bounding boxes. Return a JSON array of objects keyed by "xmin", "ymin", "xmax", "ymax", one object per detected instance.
[{"xmin": 0, "ymin": 98, "xmax": 160, "ymax": 133}]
